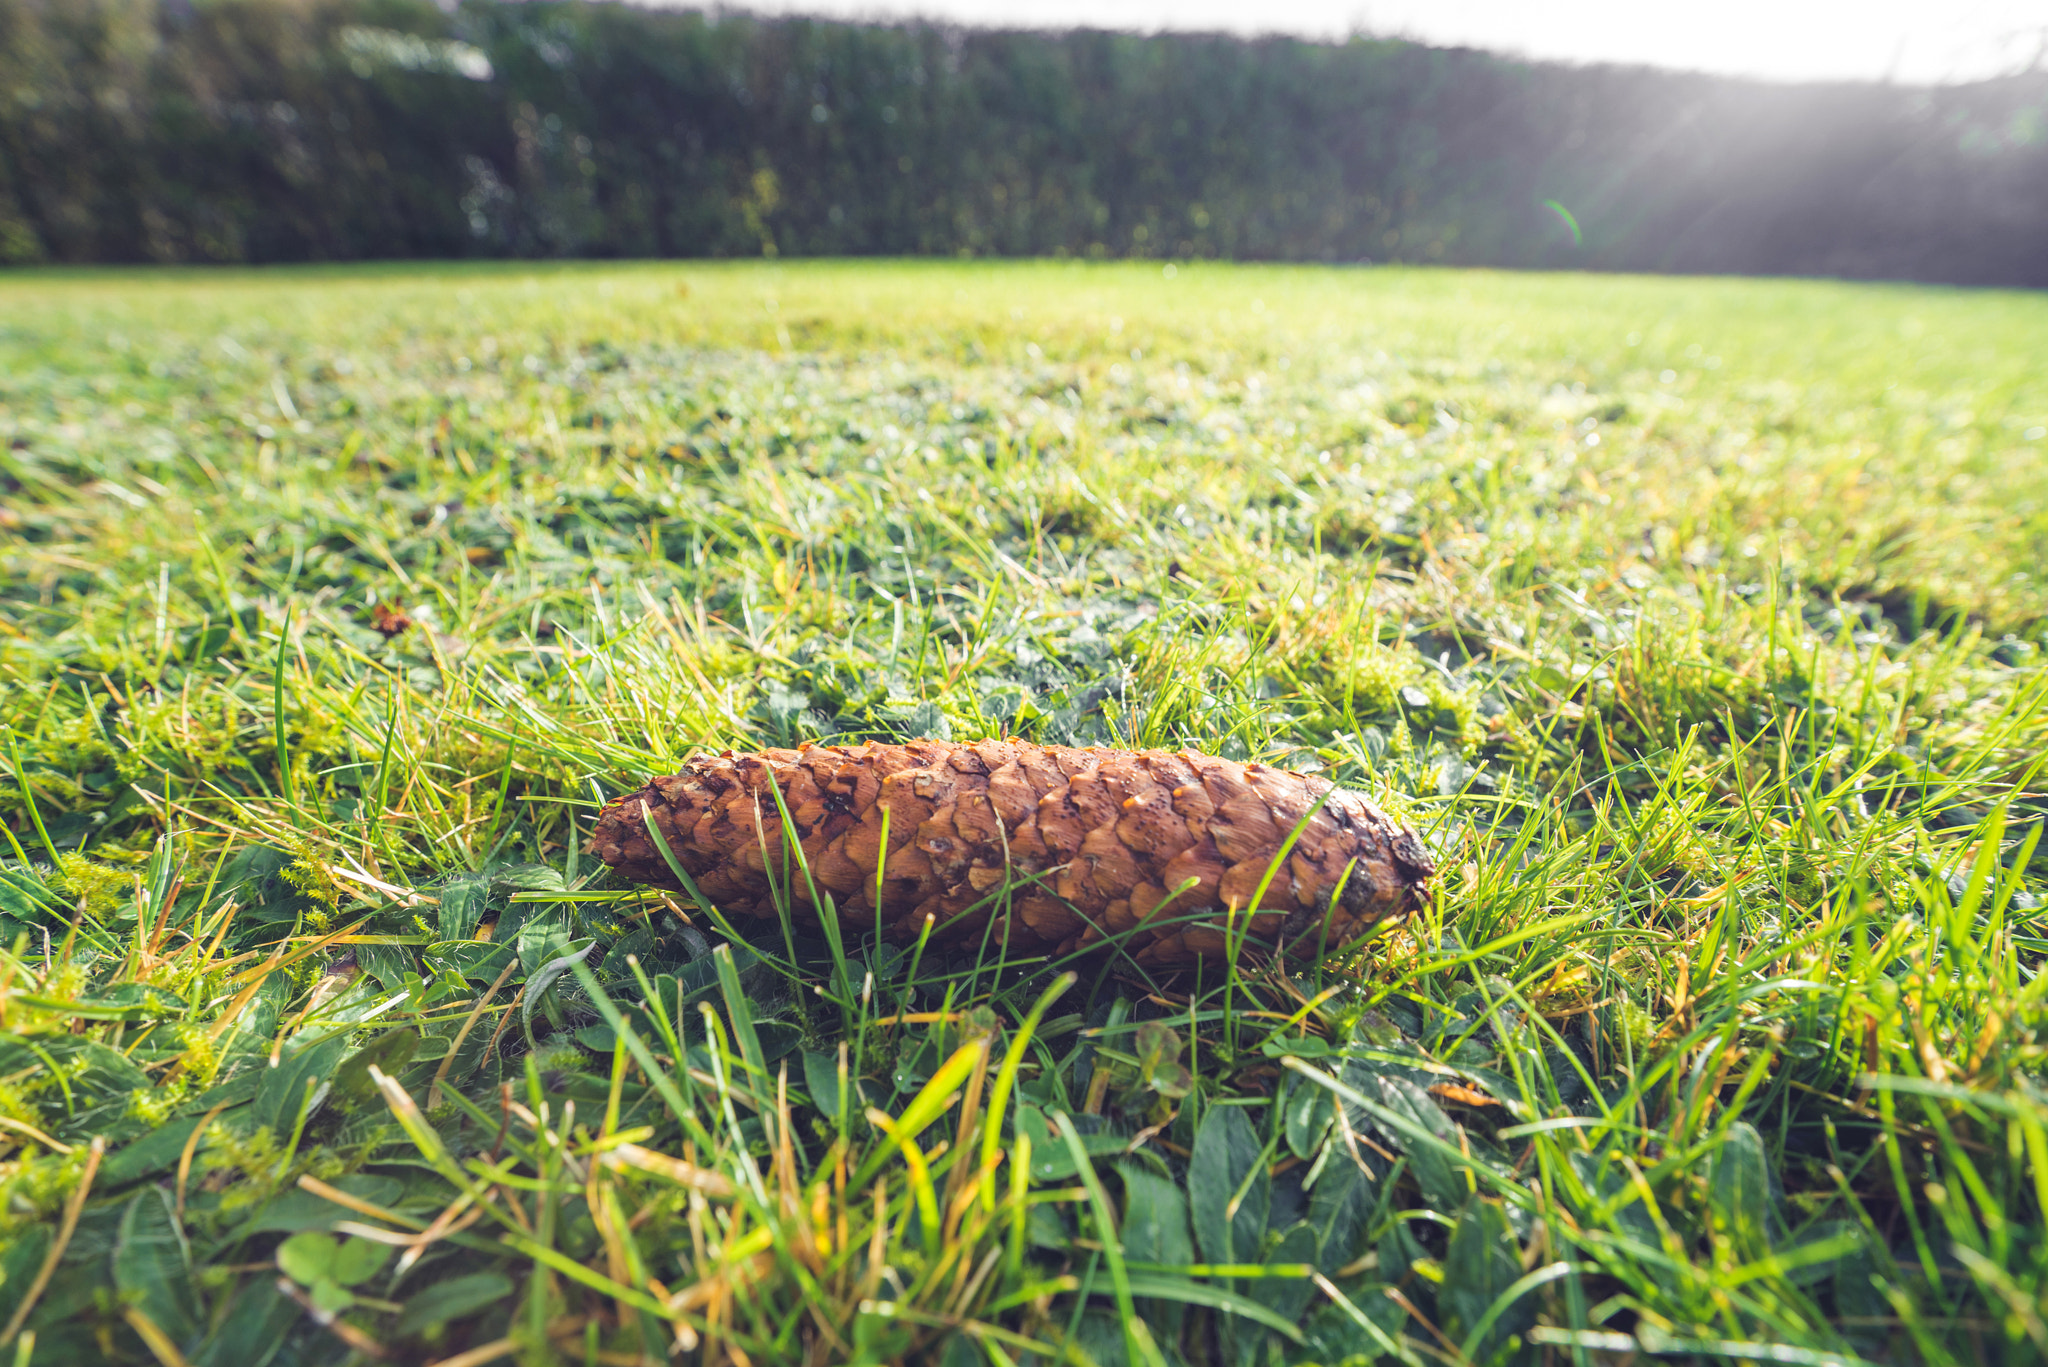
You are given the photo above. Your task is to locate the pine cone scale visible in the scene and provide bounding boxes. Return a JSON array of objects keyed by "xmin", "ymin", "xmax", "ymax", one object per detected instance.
[{"xmin": 590, "ymin": 739, "xmax": 1433, "ymax": 968}]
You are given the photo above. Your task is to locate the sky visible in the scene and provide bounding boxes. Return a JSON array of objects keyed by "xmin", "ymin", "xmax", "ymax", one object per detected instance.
[{"xmin": 716, "ymin": 0, "xmax": 2048, "ymax": 85}]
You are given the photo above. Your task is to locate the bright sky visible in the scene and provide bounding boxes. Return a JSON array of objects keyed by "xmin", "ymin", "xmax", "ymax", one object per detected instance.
[{"xmin": 718, "ymin": 0, "xmax": 2048, "ymax": 85}]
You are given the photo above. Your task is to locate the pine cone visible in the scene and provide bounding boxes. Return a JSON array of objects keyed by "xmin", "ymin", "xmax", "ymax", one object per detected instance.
[{"xmin": 589, "ymin": 739, "xmax": 1433, "ymax": 969}]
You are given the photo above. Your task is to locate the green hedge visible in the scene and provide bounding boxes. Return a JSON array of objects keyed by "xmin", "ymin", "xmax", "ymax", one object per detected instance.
[{"xmin": 2, "ymin": 0, "xmax": 2044, "ymax": 282}]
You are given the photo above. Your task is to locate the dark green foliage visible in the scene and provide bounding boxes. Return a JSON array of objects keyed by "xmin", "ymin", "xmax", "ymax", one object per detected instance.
[
  {"xmin": 254, "ymin": 1034, "xmax": 349, "ymax": 1138},
  {"xmin": 114, "ymin": 1189, "xmax": 201, "ymax": 1344},
  {"xmin": 191, "ymin": 1281, "xmax": 300, "ymax": 1367},
  {"xmin": 0, "ymin": 0, "xmax": 2044, "ymax": 281},
  {"xmin": 275, "ymin": 1231, "xmax": 393, "ymax": 1313},
  {"xmin": 1437, "ymin": 1198, "xmax": 1522, "ymax": 1359},
  {"xmin": 394, "ymin": 1273, "xmax": 513, "ymax": 1337},
  {"xmin": 1190, "ymin": 1104, "xmax": 1270, "ymax": 1267}
]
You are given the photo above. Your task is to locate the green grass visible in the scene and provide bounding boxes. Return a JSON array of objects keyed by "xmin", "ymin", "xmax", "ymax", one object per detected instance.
[{"xmin": 1, "ymin": 258, "xmax": 2046, "ymax": 1367}]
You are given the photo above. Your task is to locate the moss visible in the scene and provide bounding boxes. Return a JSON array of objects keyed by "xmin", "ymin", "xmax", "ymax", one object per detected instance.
[
  {"xmin": 1344, "ymin": 645, "xmax": 1409, "ymax": 717},
  {"xmin": 126, "ymin": 1074, "xmax": 190, "ymax": 1124},
  {"xmin": 1638, "ymin": 808, "xmax": 1713, "ymax": 878},
  {"xmin": 200, "ymin": 1121, "xmax": 283, "ymax": 1212},
  {"xmin": 282, "ymin": 850, "xmax": 343, "ymax": 911},
  {"xmin": 51, "ymin": 853, "xmax": 130, "ymax": 921},
  {"xmin": 173, "ymin": 1023, "xmax": 224, "ymax": 1087}
]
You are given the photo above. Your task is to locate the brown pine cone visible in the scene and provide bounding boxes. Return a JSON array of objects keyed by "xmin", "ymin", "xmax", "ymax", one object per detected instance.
[{"xmin": 589, "ymin": 739, "xmax": 1432, "ymax": 969}]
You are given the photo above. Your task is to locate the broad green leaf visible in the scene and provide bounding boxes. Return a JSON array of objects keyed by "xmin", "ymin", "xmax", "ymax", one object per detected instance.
[
  {"xmin": 1119, "ymin": 1275, "xmax": 1306, "ymax": 1343},
  {"xmin": 891, "ymin": 1040, "xmax": 936, "ymax": 1096},
  {"xmin": 1783, "ymin": 1219, "xmax": 1862, "ymax": 1288},
  {"xmin": 642, "ymin": 972, "xmax": 688, "ymax": 1040},
  {"xmin": 19, "ymin": 1244, "xmax": 104, "ymax": 1333},
  {"xmin": 1024, "ymin": 1201, "xmax": 1071, "ymax": 1255},
  {"xmin": 243, "ymin": 1175, "xmax": 404, "ymax": 1234},
  {"xmin": 1378, "ymin": 1220, "xmax": 1427, "ymax": 1287},
  {"xmin": 1366, "ymin": 1072, "xmax": 1468, "ymax": 1213},
  {"xmin": 754, "ymin": 1018, "xmax": 805, "ymax": 1062},
  {"xmin": 1151, "ymin": 1062, "xmax": 1193, "ymax": 1100},
  {"xmin": 521, "ymin": 937, "xmax": 596, "ymax": 1041},
  {"xmin": 1568, "ymin": 1149, "xmax": 1659, "ymax": 1245},
  {"xmin": 1017, "ymin": 1105, "xmax": 1123, "ymax": 1180},
  {"xmin": 1134, "ymin": 1020, "xmax": 1181, "ymax": 1073},
  {"xmin": 1832, "ymin": 1239, "xmax": 1891, "ymax": 1336},
  {"xmin": 1709, "ymin": 1120, "xmax": 1774, "ymax": 1250},
  {"xmin": 1190, "ymin": 1104, "xmax": 1269, "ymax": 1267},
  {"xmin": 515, "ymin": 907, "xmax": 575, "ymax": 975},
  {"xmin": 1234, "ymin": 1222, "xmax": 1319, "ymax": 1366},
  {"xmin": 98, "ymin": 1114, "xmax": 212, "ymax": 1188},
  {"xmin": 1260, "ymin": 1033, "xmax": 1333, "ymax": 1059},
  {"xmin": 216, "ymin": 845, "xmax": 317, "ymax": 928},
  {"xmin": 1283, "ymin": 1075, "xmax": 1333, "ymax": 1159},
  {"xmin": 492, "ymin": 863, "xmax": 567, "ymax": 895},
  {"xmin": 1439, "ymin": 1196, "xmax": 1525, "ymax": 1353},
  {"xmin": 310, "ymin": 1278, "xmax": 355, "ymax": 1314},
  {"xmin": 0, "ymin": 1225, "xmax": 52, "ymax": 1330},
  {"xmin": 182, "ymin": 1073, "xmax": 262, "ymax": 1115},
  {"xmin": 435, "ymin": 870, "xmax": 489, "ymax": 941},
  {"xmin": 396, "ymin": 1272, "xmax": 515, "ymax": 1337},
  {"xmin": 1265, "ymin": 1222, "xmax": 1319, "ymax": 1317},
  {"xmin": 49, "ymin": 1038, "xmax": 150, "ymax": 1098},
  {"xmin": 1297, "ymin": 1292, "xmax": 1406, "ymax": 1366},
  {"xmin": 0, "ymin": 866, "xmax": 59, "ymax": 920},
  {"xmin": 33, "ymin": 982, "xmax": 189, "ymax": 1021},
  {"xmin": 1118, "ymin": 1160, "xmax": 1195, "ymax": 1331},
  {"xmin": 353, "ymin": 943, "xmax": 415, "ymax": 995},
  {"xmin": 277, "ymin": 1231, "xmax": 339, "ymax": 1285},
  {"xmin": 645, "ymin": 948, "xmax": 753, "ymax": 1022},
  {"xmin": 854, "ymin": 1299, "xmax": 920, "ymax": 1364},
  {"xmin": 114, "ymin": 1187, "xmax": 199, "ymax": 1345},
  {"xmin": 432, "ymin": 938, "xmax": 519, "ymax": 983},
  {"xmin": 1118, "ymin": 1162, "xmax": 1195, "ymax": 1265},
  {"xmin": 255, "ymin": 1032, "xmax": 348, "ymax": 1137},
  {"xmin": 1070, "ymin": 1307, "xmax": 1136, "ymax": 1367},
  {"xmin": 311, "ymin": 976, "xmax": 395, "ymax": 1025},
  {"xmin": 803, "ymin": 1049, "xmax": 841, "ymax": 1122},
  {"xmin": 938, "ymin": 1330, "xmax": 985, "ymax": 1367},
  {"xmin": 331, "ymin": 1236, "xmax": 394, "ymax": 1287},
  {"xmin": 330, "ymin": 1029, "xmax": 420, "ymax": 1107},
  {"xmin": 234, "ymin": 974, "xmax": 295, "ymax": 1050},
  {"xmin": 1306, "ymin": 1148, "xmax": 1377, "ymax": 1272},
  {"xmin": 192, "ymin": 1279, "xmax": 298, "ymax": 1367}
]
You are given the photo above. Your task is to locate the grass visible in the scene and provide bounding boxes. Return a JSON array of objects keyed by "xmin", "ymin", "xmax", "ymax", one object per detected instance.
[{"xmin": 0, "ymin": 257, "xmax": 2046, "ymax": 1367}]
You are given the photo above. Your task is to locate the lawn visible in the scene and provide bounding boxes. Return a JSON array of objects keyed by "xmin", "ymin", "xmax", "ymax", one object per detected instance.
[{"xmin": 1, "ymin": 259, "xmax": 2046, "ymax": 1367}]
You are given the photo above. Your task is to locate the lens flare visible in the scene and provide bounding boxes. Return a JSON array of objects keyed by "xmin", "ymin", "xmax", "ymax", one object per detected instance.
[{"xmin": 1543, "ymin": 199, "xmax": 1582, "ymax": 247}]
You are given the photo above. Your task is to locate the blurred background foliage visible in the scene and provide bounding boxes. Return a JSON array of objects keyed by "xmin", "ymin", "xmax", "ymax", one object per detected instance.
[{"xmin": 1, "ymin": 0, "xmax": 2045, "ymax": 282}]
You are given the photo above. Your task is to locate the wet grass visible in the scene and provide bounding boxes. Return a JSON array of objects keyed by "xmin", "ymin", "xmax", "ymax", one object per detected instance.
[{"xmin": 1, "ymin": 259, "xmax": 2046, "ymax": 1366}]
